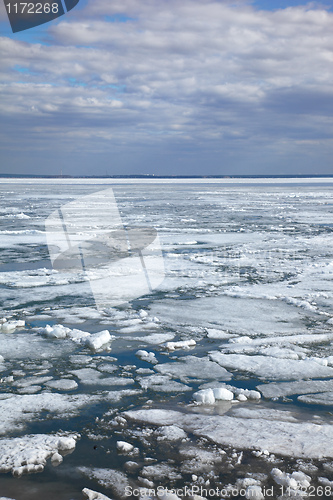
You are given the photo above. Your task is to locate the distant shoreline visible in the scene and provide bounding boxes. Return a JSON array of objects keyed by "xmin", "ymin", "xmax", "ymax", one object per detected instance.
[{"xmin": 0, "ymin": 174, "xmax": 332, "ymax": 179}]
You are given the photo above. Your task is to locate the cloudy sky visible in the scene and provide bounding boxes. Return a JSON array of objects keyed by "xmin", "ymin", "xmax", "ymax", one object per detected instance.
[{"xmin": 0, "ymin": 0, "xmax": 332, "ymax": 176}]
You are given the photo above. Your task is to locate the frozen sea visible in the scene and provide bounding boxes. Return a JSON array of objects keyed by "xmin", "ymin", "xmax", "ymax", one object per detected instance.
[{"xmin": 0, "ymin": 178, "xmax": 333, "ymax": 500}]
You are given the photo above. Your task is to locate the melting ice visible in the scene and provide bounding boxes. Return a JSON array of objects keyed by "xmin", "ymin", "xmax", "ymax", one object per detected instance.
[{"xmin": 0, "ymin": 179, "xmax": 333, "ymax": 499}]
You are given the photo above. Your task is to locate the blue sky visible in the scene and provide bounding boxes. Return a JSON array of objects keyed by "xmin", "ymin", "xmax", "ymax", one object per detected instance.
[{"xmin": 0, "ymin": 0, "xmax": 332, "ymax": 176}]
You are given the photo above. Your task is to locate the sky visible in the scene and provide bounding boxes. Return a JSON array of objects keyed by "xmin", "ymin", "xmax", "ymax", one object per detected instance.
[{"xmin": 0, "ymin": 0, "xmax": 332, "ymax": 177}]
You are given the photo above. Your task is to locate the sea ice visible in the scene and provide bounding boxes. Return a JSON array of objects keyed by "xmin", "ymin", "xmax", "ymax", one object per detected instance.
[
  {"xmin": 141, "ymin": 463, "xmax": 182, "ymax": 481},
  {"xmin": 124, "ymin": 408, "xmax": 333, "ymax": 458},
  {"xmin": 1, "ymin": 320, "xmax": 25, "ymax": 333},
  {"xmin": 155, "ymin": 425, "xmax": 187, "ymax": 441},
  {"xmin": 213, "ymin": 387, "xmax": 234, "ymax": 400},
  {"xmin": 318, "ymin": 477, "xmax": 333, "ymax": 487},
  {"xmin": 297, "ymin": 392, "xmax": 333, "ymax": 406},
  {"xmin": 83, "ymin": 489, "xmax": 112, "ymax": 500},
  {"xmin": 156, "ymin": 355, "xmax": 232, "ymax": 382},
  {"xmin": 164, "ymin": 340, "xmax": 196, "ymax": 351},
  {"xmin": 45, "ymin": 379, "xmax": 78, "ymax": 391},
  {"xmin": 70, "ymin": 368, "xmax": 134, "ymax": 387},
  {"xmin": 137, "ymin": 373, "xmax": 191, "ymax": 392},
  {"xmin": 39, "ymin": 324, "xmax": 113, "ymax": 350},
  {"xmin": 0, "ymin": 433, "xmax": 78, "ymax": 476},
  {"xmin": 79, "ymin": 467, "xmax": 130, "ymax": 499},
  {"xmin": 136, "ymin": 350, "xmax": 158, "ymax": 364},
  {"xmin": 257, "ymin": 379, "xmax": 333, "ymax": 399},
  {"xmin": 85, "ymin": 330, "xmax": 112, "ymax": 351},
  {"xmin": 148, "ymin": 295, "xmax": 305, "ymax": 338},
  {"xmin": 193, "ymin": 389, "xmax": 216, "ymax": 404},
  {"xmin": 206, "ymin": 328, "xmax": 234, "ymax": 339},
  {"xmin": 0, "ymin": 392, "xmax": 98, "ymax": 436},
  {"xmin": 127, "ymin": 333, "xmax": 175, "ymax": 344},
  {"xmin": 209, "ymin": 352, "xmax": 333, "ymax": 380},
  {"xmin": 117, "ymin": 441, "xmax": 134, "ymax": 453},
  {"xmin": 271, "ymin": 468, "xmax": 311, "ymax": 495}
]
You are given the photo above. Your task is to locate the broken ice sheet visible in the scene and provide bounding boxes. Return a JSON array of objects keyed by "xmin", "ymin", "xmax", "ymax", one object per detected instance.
[
  {"xmin": 209, "ymin": 352, "xmax": 333, "ymax": 380},
  {"xmin": 155, "ymin": 355, "xmax": 232, "ymax": 383},
  {"xmin": 0, "ymin": 392, "xmax": 99, "ymax": 436},
  {"xmin": 123, "ymin": 407, "xmax": 333, "ymax": 459},
  {"xmin": 0, "ymin": 433, "xmax": 78, "ymax": 476}
]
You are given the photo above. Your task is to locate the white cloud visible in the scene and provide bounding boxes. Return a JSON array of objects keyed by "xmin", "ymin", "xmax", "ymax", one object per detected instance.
[{"xmin": 0, "ymin": 0, "xmax": 332, "ymax": 174}]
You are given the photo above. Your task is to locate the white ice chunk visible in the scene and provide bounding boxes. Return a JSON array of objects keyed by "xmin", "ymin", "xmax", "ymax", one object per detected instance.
[
  {"xmin": 156, "ymin": 425, "xmax": 187, "ymax": 441},
  {"xmin": 271, "ymin": 468, "xmax": 298, "ymax": 490},
  {"xmin": 157, "ymin": 490, "xmax": 182, "ymax": 500},
  {"xmin": 164, "ymin": 340, "xmax": 196, "ymax": 351},
  {"xmin": 44, "ymin": 324, "xmax": 70, "ymax": 339},
  {"xmin": 206, "ymin": 328, "xmax": 234, "ymax": 339},
  {"xmin": 318, "ymin": 477, "xmax": 333, "ymax": 488},
  {"xmin": 1, "ymin": 320, "xmax": 25, "ymax": 333},
  {"xmin": 136, "ymin": 350, "xmax": 158, "ymax": 364},
  {"xmin": 137, "ymin": 373, "xmax": 191, "ymax": 392},
  {"xmin": 290, "ymin": 471, "xmax": 311, "ymax": 488},
  {"xmin": 85, "ymin": 330, "xmax": 112, "ymax": 351},
  {"xmin": 79, "ymin": 467, "xmax": 130, "ymax": 499},
  {"xmin": 193, "ymin": 389, "xmax": 216, "ymax": 404},
  {"xmin": 0, "ymin": 433, "xmax": 78, "ymax": 476},
  {"xmin": 246, "ymin": 390, "xmax": 261, "ymax": 400},
  {"xmin": 213, "ymin": 388, "xmax": 234, "ymax": 401},
  {"xmin": 116, "ymin": 441, "xmax": 134, "ymax": 453},
  {"xmin": 83, "ymin": 489, "xmax": 112, "ymax": 500},
  {"xmin": 127, "ymin": 333, "xmax": 174, "ymax": 344},
  {"xmin": 245, "ymin": 485, "xmax": 264, "ymax": 500}
]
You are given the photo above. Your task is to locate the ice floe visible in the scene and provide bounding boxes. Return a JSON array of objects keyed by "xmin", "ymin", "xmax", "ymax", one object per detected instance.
[
  {"xmin": 209, "ymin": 352, "xmax": 333, "ymax": 380},
  {"xmin": 127, "ymin": 333, "xmax": 175, "ymax": 345},
  {"xmin": 0, "ymin": 392, "xmax": 98, "ymax": 436},
  {"xmin": 83, "ymin": 489, "xmax": 112, "ymax": 500},
  {"xmin": 164, "ymin": 340, "xmax": 196, "ymax": 351},
  {"xmin": 136, "ymin": 350, "xmax": 158, "ymax": 364},
  {"xmin": 39, "ymin": 324, "xmax": 114, "ymax": 351},
  {"xmin": 156, "ymin": 355, "xmax": 232, "ymax": 382},
  {"xmin": 297, "ymin": 392, "xmax": 333, "ymax": 406},
  {"xmin": 116, "ymin": 441, "xmax": 134, "ymax": 453},
  {"xmin": 70, "ymin": 368, "xmax": 134, "ymax": 387},
  {"xmin": 0, "ymin": 320, "xmax": 25, "ymax": 333},
  {"xmin": 193, "ymin": 387, "xmax": 234, "ymax": 404},
  {"xmin": 86, "ymin": 330, "xmax": 113, "ymax": 351},
  {"xmin": 44, "ymin": 379, "xmax": 78, "ymax": 391},
  {"xmin": 271, "ymin": 467, "xmax": 311, "ymax": 496},
  {"xmin": 79, "ymin": 467, "xmax": 130, "ymax": 499},
  {"xmin": 0, "ymin": 432, "xmax": 78, "ymax": 476},
  {"xmin": 124, "ymin": 408, "xmax": 333, "ymax": 458},
  {"xmin": 137, "ymin": 373, "xmax": 191, "ymax": 392},
  {"xmin": 257, "ymin": 379, "xmax": 333, "ymax": 399}
]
